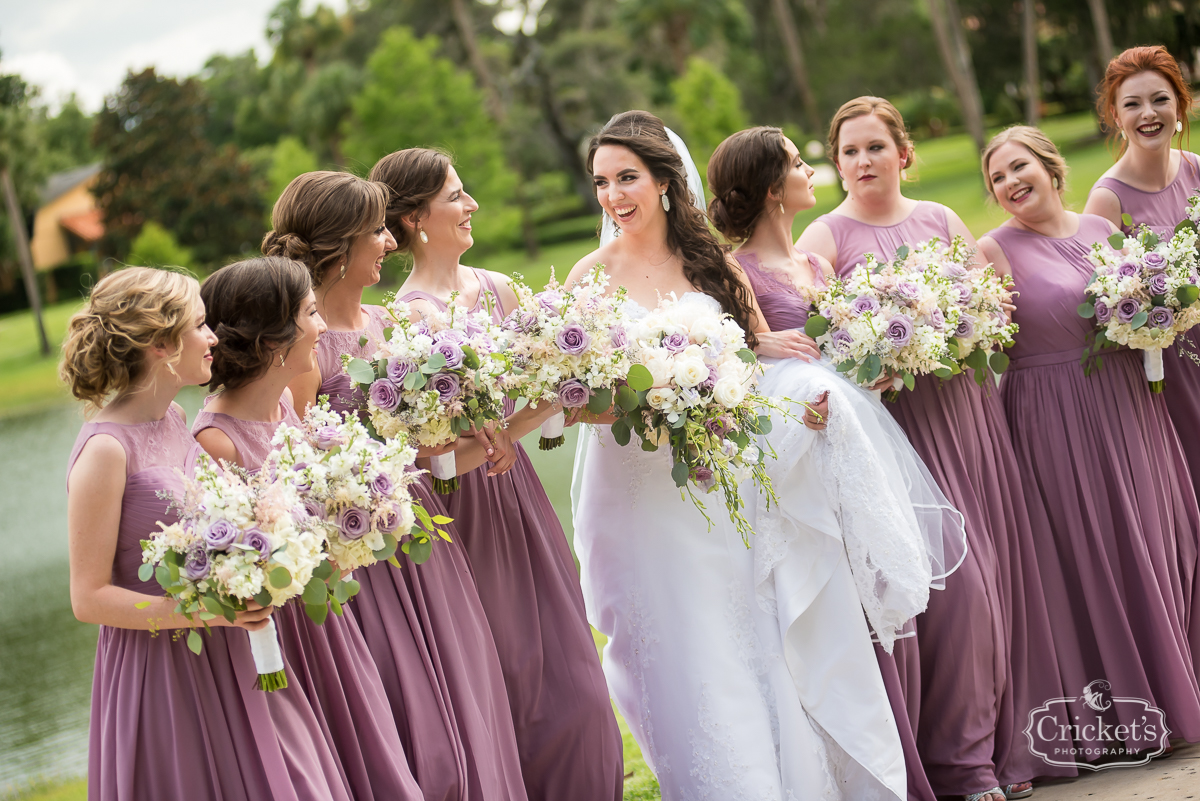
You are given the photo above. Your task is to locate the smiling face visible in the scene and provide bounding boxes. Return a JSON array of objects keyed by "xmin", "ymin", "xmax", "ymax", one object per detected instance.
[
  {"xmin": 777, "ymin": 136, "xmax": 817, "ymax": 214},
  {"xmin": 417, "ymin": 166, "xmax": 478, "ymax": 256},
  {"xmin": 344, "ymin": 222, "xmax": 397, "ymax": 288},
  {"xmin": 1115, "ymin": 71, "xmax": 1180, "ymax": 154},
  {"xmin": 987, "ymin": 141, "xmax": 1063, "ymax": 222},
  {"xmin": 592, "ymin": 144, "xmax": 669, "ymax": 236},
  {"xmin": 282, "ymin": 290, "xmax": 327, "ymax": 375},
  {"xmin": 835, "ymin": 113, "xmax": 910, "ymax": 203},
  {"xmin": 170, "ymin": 301, "xmax": 219, "ymax": 386}
]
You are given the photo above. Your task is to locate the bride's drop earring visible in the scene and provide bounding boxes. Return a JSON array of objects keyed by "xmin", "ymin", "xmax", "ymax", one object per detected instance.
[
  {"xmin": 418, "ymin": 228, "xmax": 429, "ymax": 244},
  {"xmin": 1177, "ymin": 120, "xmax": 1184, "ymax": 133},
  {"xmin": 661, "ymin": 190, "xmax": 671, "ymax": 212}
]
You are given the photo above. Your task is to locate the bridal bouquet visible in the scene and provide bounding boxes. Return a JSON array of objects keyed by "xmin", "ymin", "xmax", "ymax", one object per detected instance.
[
  {"xmin": 611, "ymin": 293, "xmax": 777, "ymax": 543},
  {"xmin": 344, "ymin": 295, "xmax": 515, "ymax": 493},
  {"xmin": 140, "ymin": 453, "xmax": 330, "ymax": 691},
  {"xmin": 501, "ymin": 265, "xmax": 634, "ymax": 449},
  {"xmin": 270, "ymin": 399, "xmax": 451, "ymax": 573},
  {"xmin": 1079, "ymin": 223, "xmax": 1200, "ymax": 392}
]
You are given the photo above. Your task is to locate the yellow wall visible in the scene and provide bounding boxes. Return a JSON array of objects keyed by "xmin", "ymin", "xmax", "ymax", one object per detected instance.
[{"xmin": 31, "ymin": 179, "xmax": 97, "ymax": 270}]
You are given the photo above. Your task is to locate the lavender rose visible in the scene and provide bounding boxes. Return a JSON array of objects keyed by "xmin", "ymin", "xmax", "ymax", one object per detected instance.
[
  {"xmin": 184, "ymin": 548, "xmax": 211, "ymax": 581},
  {"xmin": 1116, "ymin": 261, "xmax": 1140, "ymax": 279},
  {"xmin": 942, "ymin": 264, "xmax": 968, "ymax": 279},
  {"xmin": 831, "ymin": 329, "xmax": 854, "ymax": 353},
  {"xmin": 290, "ymin": 462, "xmax": 311, "ymax": 492},
  {"xmin": 376, "ymin": 503, "xmax": 401, "ymax": 533},
  {"xmin": 705, "ymin": 417, "xmax": 730, "ymax": 438},
  {"xmin": 609, "ymin": 326, "xmax": 628, "ymax": 350},
  {"xmin": 535, "ymin": 291, "xmax": 564, "ymax": 316},
  {"xmin": 203, "ymin": 520, "xmax": 240, "ymax": 551},
  {"xmin": 954, "ymin": 314, "xmax": 976, "ymax": 340},
  {"xmin": 955, "ymin": 284, "xmax": 973, "ymax": 306},
  {"xmin": 240, "ymin": 527, "xmax": 271, "ymax": 555},
  {"xmin": 850, "ymin": 295, "xmax": 880, "ymax": 316},
  {"xmin": 303, "ymin": 499, "xmax": 326, "ymax": 520},
  {"xmin": 387, "ymin": 358, "xmax": 417, "ymax": 383},
  {"xmin": 928, "ymin": 307, "xmax": 946, "ymax": 330},
  {"xmin": 371, "ymin": 472, "xmax": 395, "ymax": 497},
  {"xmin": 1094, "ymin": 300, "xmax": 1113, "ymax": 323},
  {"xmin": 315, "ymin": 425, "xmax": 346, "ymax": 451},
  {"xmin": 662, "ymin": 331, "xmax": 689, "ymax": 353},
  {"xmin": 464, "ymin": 318, "xmax": 485, "ymax": 337},
  {"xmin": 433, "ymin": 340, "xmax": 465, "ymax": 369},
  {"xmin": 894, "ymin": 281, "xmax": 921, "ymax": 303},
  {"xmin": 1144, "ymin": 252, "xmax": 1167, "ymax": 273},
  {"xmin": 414, "ymin": 321, "xmax": 432, "ymax": 337},
  {"xmin": 430, "ymin": 372, "xmax": 461, "ymax": 403},
  {"xmin": 555, "ymin": 324, "xmax": 592, "ymax": 355},
  {"xmin": 701, "ymin": 365, "xmax": 718, "ymax": 392},
  {"xmin": 1147, "ymin": 272, "xmax": 1169, "ymax": 296},
  {"xmin": 336, "ymin": 506, "xmax": 371, "ymax": 540},
  {"xmin": 690, "ymin": 466, "xmax": 717, "ymax": 492},
  {"xmin": 369, "ymin": 379, "xmax": 401, "ymax": 411},
  {"xmin": 432, "ymin": 328, "xmax": 466, "ymax": 344},
  {"xmin": 1149, "ymin": 306, "xmax": 1175, "ymax": 329},
  {"xmin": 885, "ymin": 314, "xmax": 915, "ymax": 349},
  {"xmin": 1116, "ymin": 297, "xmax": 1142, "ymax": 324},
  {"xmin": 557, "ymin": 379, "xmax": 592, "ymax": 408}
]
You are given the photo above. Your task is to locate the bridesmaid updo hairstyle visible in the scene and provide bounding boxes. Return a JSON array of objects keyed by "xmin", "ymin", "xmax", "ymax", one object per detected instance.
[
  {"xmin": 1098, "ymin": 46, "xmax": 1192, "ymax": 154},
  {"xmin": 981, "ymin": 126, "xmax": 1069, "ymax": 199},
  {"xmin": 587, "ymin": 110, "xmax": 759, "ymax": 345},
  {"xmin": 60, "ymin": 267, "xmax": 201, "ymax": 414},
  {"xmin": 368, "ymin": 147, "xmax": 453, "ymax": 252},
  {"xmin": 827, "ymin": 96, "xmax": 915, "ymax": 175},
  {"xmin": 201, "ymin": 256, "xmax": 312, "ymax": 391},
  {"xmin": 707, "ymin": 126, "xmax": 790, "ymax": 243},
  {"xmin": 262, "ymin": 171, "xmax": 388, "ymax": 288}
]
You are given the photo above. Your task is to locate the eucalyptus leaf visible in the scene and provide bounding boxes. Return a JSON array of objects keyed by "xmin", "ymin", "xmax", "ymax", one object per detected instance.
[
  {"xmin": 253, "ymin": 589, "xmax": 273, "ymax": 608},
  {"xmin": 305, "ymin": 603, "xmax": 329, "ymax": 625},
  {"xmin": 347, "ymin": 358, "xmax": 376, "ymax": 386},
  {"xmin": 1131, "ymin": 310, "xmax": 1149, "ymax": 330},
  {"xmin": 383, "ymin": 327, "xmax": 394, "ymax": 340},
  {"xmin": 671, "ymin": 460, "xmax": 690, "ymax": 488},
  {"xmin": 894, "ymin": 244, "xmax": 910, "ymax": 261},
  {"xmin": 1077, "ymin": 301, "xmax": 1095, "ymax": 319},
  {"xmin": 611, "ymin": 417, "xmax": 632, "ymax": 446},
  {"xmin": 736, "ymin": 348, "xmax": 757, "ymax": 364},
  {"xmin": 803, "ymin": 315, "xmax": 829, "ymax": 338},
  {"xmin": 269, "ymin": 566, "xmax": 292, "ymax": 589},
  {"xmin": 404, "ymin": 371, "xmax": 425, "ymax": 390},
  {"xmin": 426, "ymin": 352, "xmax": 447, "ymax": 370},
  {"xmin": 902, "ymin": 372, "xmax": 916, "ymax": 391},
  {"xmin": 1107, "ymin": 232, "xmax": 1126, "ymax": 249},
  {"xmin": 625, "ymin": 364, "xmax": 654, "ymax": 392},
  {"xmin": 989, "ymin": 351, "xmax": 1010, "ymax": 374},
  {"xmin": 588, "ymin": 387, "xmax": 613, "ymax": 415},
  {"xmin": 372, "ymin": 533, "xmax": 398, "ymax": 561},
  {"xmin": 1178, "ymin": 285, "xmax": 1200, "ymax": 307},
  {"xmin": 1121, "ymin": 213, "xmax": 1133, "ymax": 228},
  {"xmin": 312, "ymin": 560, "xmax": 333, "ymax": 581},
  {"xmin": 617, "ymin": 385, "xmax": 640, "ymax": 412},
  {"xmin": 407, "ymin": 538, "xmax": 433, "ymax": 564},
  {"xmin": 302, "ymin": 577, "xmax": 328, "ymax": 605},
  {"xmin": 187, "ymin": 630, "xmax": 202, "ymax": 655},
  {"xmin": 138, "ymin": 562, "xmax": 154, "ymax": 583}
]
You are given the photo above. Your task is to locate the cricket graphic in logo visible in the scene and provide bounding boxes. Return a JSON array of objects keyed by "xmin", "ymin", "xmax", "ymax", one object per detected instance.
[{"xmin": 1082, "ymin": 680, "xmax": 1113, "ymax": 713}]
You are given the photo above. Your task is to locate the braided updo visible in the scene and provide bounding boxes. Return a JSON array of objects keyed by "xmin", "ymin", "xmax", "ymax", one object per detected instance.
[
  {"xmin": 707, "ymin": 127, "xmax": 791, "ymax": 243},
  {"xmin": 60, "ymin": 267, "xmax": 202, "ymax": 415},
  {"xmin": 201, "ymin": 256, "xmax": 312, "ymax": 391}
]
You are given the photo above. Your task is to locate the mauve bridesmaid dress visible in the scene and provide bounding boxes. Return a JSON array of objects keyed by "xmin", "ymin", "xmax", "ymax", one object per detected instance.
[
  {"xmin": 68, "ymin": 405, "xmax": 353, "ymax": 801},
  {"xmin": 816, "ymin": 200, "xmax": 1075, "ymax": 791},
  {"xmin": 990, "ymin": 215, "xmax": 1200, "ymax": 746},
  {"xmin": 738, "ymin": 248, "xmax": 937, "ymax": 801},
  {"xmin": 192, "ymin": 399, "xmax": 424, "ymax": 801},
  {"xmin": 316, "ymin": 304, "xmax": 529, "ymax": 801},
  {"xmin": 399, "ymin": 270, "xmax": 624, "ymax": 801},
  {"xmin": 1092, "ymin": 151, "xmax": 1200, "ymax": 668}
]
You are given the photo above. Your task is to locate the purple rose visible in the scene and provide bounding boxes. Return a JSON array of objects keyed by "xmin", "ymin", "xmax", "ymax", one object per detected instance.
[
  {"xmin": 850, "ymin": 295, "xmax": 880, "ymax": 316},
  {"xmin": 504, "ymin": 311, "xmax": 539, "ymax": 333},
  {"xmin": 1116, "ymin": 297, "xmax": 1142, "ymax": 324},
  {"xmin": 240, "ymin": 527, "xmax": 271, "ymax": 555},
  {"xmin": 303, "ymin": 499, "xmax": 326, "ymax": 520},
  {"xmin": 955, "ymin": 284, "xmax": 973, "ymax": 306},
  {"xmin": 894, "ymin": 281, "xmax": 921, "ymax": 303},
  {"xmin": 429, "ymin": 372, "xmax": 461, "ymax": 403},
  {"xmin": 183, "ymin": 548, "xmax": 210, "ymax": 581},
  {"xmin": 290, "ymin": 504, "xmax": 310, "ymax": 525},
  {"xmin": 203, "ymin": 520, "xmax": 240, "ymax": 551},
  {"xmin": 369, "ymin": 379, "xmax": 401, "ymax": 411},
  {"xmin": 954, "ymin": 314, "xmax": 976, "ymax": 340},
  {"xmin": 942, "ymin": 264, "xmax": 968, "ymax": 279},
  {"xmin": 609, "ymin": 326, "xmax": 628, "ymax": 350},
  {"xmin": 336, "ymin": 506, "xmax": 371, "ymax": 540},
  {"xmin": 1149, "ymin": 306, "xmax": 1175, "ymax": 329},
  {"xmin": 928, "ymin": 308, "xmax": 946, "ymax": 330},
  {"xmin": 701, "ymin": 365, "xmax": 718, "ymax": 391},
  {"xmin": 376, "ymin": 503, "xmax": 402, "ymax": 533},
  {"xmin": 1144, "ymin": 252, "xmax": 1167, "ymax": 273},
  {"xmin": 433, "ymin": 340, "xmax": 465, "ymax": 369},
  {"xmin": 1148, "ymin": 272, "xmax": 1169, "ymax": 296},
  {"xmin": 535, "ymin": 291, "xmax": 564, "ymax": 316},
  {"xmin": 831, "ymin": 329, "xmax": 854, "ymax": 353},
  {"xmin": 414, "ymin": 321, "xmax": 432, "ymax": 337},
  {"xmin": 1094, "ymin": 301, "xmax": 1113, "ymax": 323},
  {"xmin": 386, "ymin": 358, "xmax": 416, "ymax": 383},
  {"xmin": 662, "ymin": 332, "xmax": 689, "ymax": 353},
  {"xmin": 464, "ymin": 318, "xmax": 485, "ymax": 337},
  {"xmin": 1116, "ymin": 261, "xmax": 1139, "ymax": 278},
  {"xmin": 371, "ymin": 472, "xmax": 395, "ymax": 497},
  {"xmin": 432, "ymin": 328, "xmax": 465, "ymax": 344},
  {"xmin": 705, "ymin": 417, "xmax": 730, "ymax": 438},
  {"xmin": 556, "ymin": 379, "xmax": 592, "ymax": 408},
  {"xmin": 315, "ymin": 425, "xmax": 346, "ymax": 451},
  {"xmin": 290, "ymin": 462, "xmax": 311, "ymax": 492},
  {"xmin": 690, "ymin": 466, "xmax": 716, "ymax": 492},
  {"xmin": 555, "ymin": 324, "xmax": 592, "ymax": 355},
  {"xmin": 885, "ymin": 314, "xmax": 914, "ymax": 348}
]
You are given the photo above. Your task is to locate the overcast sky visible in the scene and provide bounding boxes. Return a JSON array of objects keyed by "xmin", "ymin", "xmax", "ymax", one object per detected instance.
[{"xmin": 0, "ymin": 0, "xmax": 348, "ymax": 111}]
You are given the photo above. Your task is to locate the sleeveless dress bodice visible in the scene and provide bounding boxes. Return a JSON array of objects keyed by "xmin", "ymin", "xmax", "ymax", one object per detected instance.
[
  {"xmin": 818, "ymin": 201, "xmax": 952, "ymax": 277},
  {"xmin": 191, "ymin": 400, "xmax": 299, "ymax": 471},
  {"xmin": 735, "ymin": 247, "xmax": 826, "ymax": 331},
  {"xmin": 1090, "ymin": 151, "xmax": 1200, "ymax": 238},
  {"xmin": 317, "ymin": 305, "xmax": 392, "ymax": 416}
]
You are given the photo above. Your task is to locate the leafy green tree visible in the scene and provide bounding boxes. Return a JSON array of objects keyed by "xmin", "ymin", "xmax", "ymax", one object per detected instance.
[
  {"xmin": 671, "ymin": 57, "xmax": 748, "ymax": 173},
  {"xmin": 344, "ymin": 26, "xmax": 518, "ymax": 251},
  {"xmin": 127, "ymin": 221, "xmax": 193, "ymax": 269},
  {"xmin": 37, "ymin": 95, "xmax": 97, "ymax": 173},
  {"xmin": 265, "ymin": 136, "xmax": 319, "ymax": 219}
]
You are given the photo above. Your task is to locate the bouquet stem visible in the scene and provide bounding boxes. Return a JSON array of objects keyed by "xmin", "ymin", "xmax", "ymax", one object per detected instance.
[
  {"xmin": 539, "ymin": 410, "xmax": 566, "ymax": 450},
  {"xmin": 430, "ymin": 452, "xmax": 459, "ymax": 494},
  {"xmin": 1144, "ymin": 348, "xmax": 1165, "ymax": 394},
  {"xmin": 248, "ymin": 618, "xmax": 288, "ymax": 692}
]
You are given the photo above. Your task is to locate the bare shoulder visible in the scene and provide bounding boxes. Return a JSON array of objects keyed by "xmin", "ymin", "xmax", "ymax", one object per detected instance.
[
  {"xmin": 70, "ymin": 433, "xmax": 127, "ymax": 483},
  {"xmin": 404, "ymin": 297, "xmax": 442, "ymax": 322},
  {"xmin": 796, "ymin": 219, "xmax": 837, "ymax": 263},
  {"xmin": 1082, "ymin": 185, "xmax": 1122, "ymax": 224},
  {"xmin": 195, "ymin": 426, "xmax": 240, "ymax": 468},
  {"xmin": 568, "ymin": 244, "xmax": 615, "ymax": 287},
  {"xmin": 170, "ymin": 401, "xmax": 187, "ymax": 426},
  {"xmin": 977, "ymin": 236, "xmax": 1010, "ymax": 271}
]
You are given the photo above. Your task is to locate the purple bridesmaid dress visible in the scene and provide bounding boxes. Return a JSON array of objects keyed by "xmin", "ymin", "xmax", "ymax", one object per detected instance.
[
  {"xmin": 400, "ymin": 270, "xmax": 624, "ymax": 801},
  {"xmin": 990, "ymin": 216, "xmax": 1200, "ymax": 746},
  {"xmin": 316, "ymin": 305, "xmax": 529, "ymax": 801},
  {"xmin": 68, "ymin": 406, "xmax": 353, "ymax": 801},
  {"xmin": 818, "ymin": 201, "xmax": 1075, "ymax": 791},
  {"xmin": 192, "ymin": 399, "xmax": 424, "ymax": 801},
  {"xmin": 739, "ymin": 249, "xmax": 937, "ymax": 801},
  {"xmin": 1092, "ymin": 152, "xmax": 1200, "ymax": 667}
]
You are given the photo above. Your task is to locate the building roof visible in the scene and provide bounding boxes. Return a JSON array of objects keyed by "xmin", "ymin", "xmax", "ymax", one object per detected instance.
[
  {"xmin": 40, "ymin": 163, "xmax": 101, "ymax": 206},
  {"xmin": 60, "ymin": 208, "xmax": 104, "ymax": 242}
]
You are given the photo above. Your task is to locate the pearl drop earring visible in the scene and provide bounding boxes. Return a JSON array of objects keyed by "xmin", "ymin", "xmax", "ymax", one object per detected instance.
[
  {"xmin": 1177, "ymin": 120, "xmax": 1184, "ymax": 133},
  {"xmin": 419, "ymin": 229, "xmax": 429, "ymax": 244}
]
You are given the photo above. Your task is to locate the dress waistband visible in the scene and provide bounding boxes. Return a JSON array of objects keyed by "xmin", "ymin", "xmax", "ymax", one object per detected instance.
[{"xmin": 1008, "ymin": 345, "xmax": 1135, "ymax": 370}]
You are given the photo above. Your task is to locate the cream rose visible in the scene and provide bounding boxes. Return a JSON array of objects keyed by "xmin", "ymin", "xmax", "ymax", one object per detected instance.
[
  {"xmin": 646, "ymin": 386, "xmax": 678, "ymax": 409},
  {"xmin": 713, "ymin": 376, "xmax": 747, "ymax": 408},
  {"xmin": 673, "ymin": 356, "xmax": 709, "ymax": 388}
]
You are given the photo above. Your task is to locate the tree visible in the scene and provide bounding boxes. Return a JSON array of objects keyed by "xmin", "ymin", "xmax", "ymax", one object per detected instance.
[
  {"xmin": 1022, "ymin": 0, "xmax": 1040, "ymax": 124},
  {"xmin": 925, "ymin": 0, "xmax": 987, "ymax": 154},
  {"xmin": 265, "ymin": 136, "xmax": 319, "ymax": 221},
  {"xmin": 671, "ymin": 58, "xmax": 748, "ymax": 173},
  {"xmin": 768, "ymin": 0, "xmax": 821, "ymax": 134},
  {"xmin": 344, "ymin": 27, "xmax": 519, "ymax": 251},
  {"xmin": 1084, "ymin": 0, "xmax": 1114, "ymax": 67},
  {"xmin": 127, "ymin": 221, "xmax": 193, "ymax": 269}
]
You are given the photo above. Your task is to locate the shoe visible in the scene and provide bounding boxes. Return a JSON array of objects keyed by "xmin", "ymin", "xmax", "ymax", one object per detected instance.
[
  {"xmin": 1004, "ymin": 782, "xmax": 1033, "ymax": 799},
  {"xmin": 965, "ymin": 789, "xmax": 1006, "ymax": 801}
]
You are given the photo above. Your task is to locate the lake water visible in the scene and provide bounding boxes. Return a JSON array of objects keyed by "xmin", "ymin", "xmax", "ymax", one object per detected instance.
[{"xmin": 0, "ymin": 392, "xmax": 579, "ymax": 794}]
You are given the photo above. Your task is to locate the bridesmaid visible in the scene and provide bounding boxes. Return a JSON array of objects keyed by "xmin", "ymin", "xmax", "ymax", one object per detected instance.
[
  {"xmin": 275, "ymin": 170, "xmax": 530, "ymax": 801},
  {"xmin": 367, "ymin": 148, "xmax": 625, "ymax": 801},
  {"xmin": 798, "ymin": 96, "xmax": 1070, "ymax": 800},
  {"xmin": 707, "ymin": 125, "xmax": 937, "ymax": 801},
  {"xmin": 981, "ymin": 125, "xmax": 1200, "ymax": 750},
  {"xmin": 192, "ymin": 256, "xmax": 424, "ymax": 801},
  {"xmin": 62, "ymin": 267, "xmax": 351, "ymax": 801}
]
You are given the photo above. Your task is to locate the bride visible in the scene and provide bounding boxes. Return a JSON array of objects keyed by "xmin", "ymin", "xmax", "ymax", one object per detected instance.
[{"xmin": 565, "ymin": 111, "xmax": 962, "ymax": 800}]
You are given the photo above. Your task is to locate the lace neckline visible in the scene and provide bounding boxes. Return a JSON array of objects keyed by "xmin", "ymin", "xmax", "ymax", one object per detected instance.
[{"xmin": 624, "ymin": 290, "xmax": 717, "ymax": 317}]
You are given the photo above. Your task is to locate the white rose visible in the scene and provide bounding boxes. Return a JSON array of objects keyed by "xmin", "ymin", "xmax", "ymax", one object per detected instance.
[
  {"xmin": 713, "ymin": 376, "xmax": 747, "ymax": 408},
  {"xmin": 646, "ymin": 387, "xmax": 678, "ymax": 409},
  {"xmin": 643, "ymin": 351, "xmax": 675, "ymax": 387},
  {"xmin": 673, "ymin": 357, "xmax": 709, "ymax": 388}
]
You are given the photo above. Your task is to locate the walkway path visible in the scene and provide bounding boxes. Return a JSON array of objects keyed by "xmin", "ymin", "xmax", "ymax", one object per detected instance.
[{"xmin": 1034, "ymin": 740, "xmax": 1198, "ymax": 800}]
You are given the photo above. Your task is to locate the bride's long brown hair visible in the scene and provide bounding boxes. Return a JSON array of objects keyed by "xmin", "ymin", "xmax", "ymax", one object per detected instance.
[{"xmin": 587, "ymin": 111, "xmax": 758, "ymax": 345}]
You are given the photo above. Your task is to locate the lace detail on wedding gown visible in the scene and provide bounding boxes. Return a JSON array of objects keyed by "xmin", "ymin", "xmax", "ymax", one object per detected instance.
[
  {"xmin": 625, "ymin": 586, "xmax": 669, "ymax": 776},
  {"xmin": 689, "ymin": 682, "xmax": 774, "ymax": 801}
]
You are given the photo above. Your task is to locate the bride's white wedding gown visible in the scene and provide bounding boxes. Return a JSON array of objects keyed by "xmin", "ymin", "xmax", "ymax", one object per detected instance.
[{"xmin": 572, "ymin": 293, "xmax": 927, "ymax": 801}]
